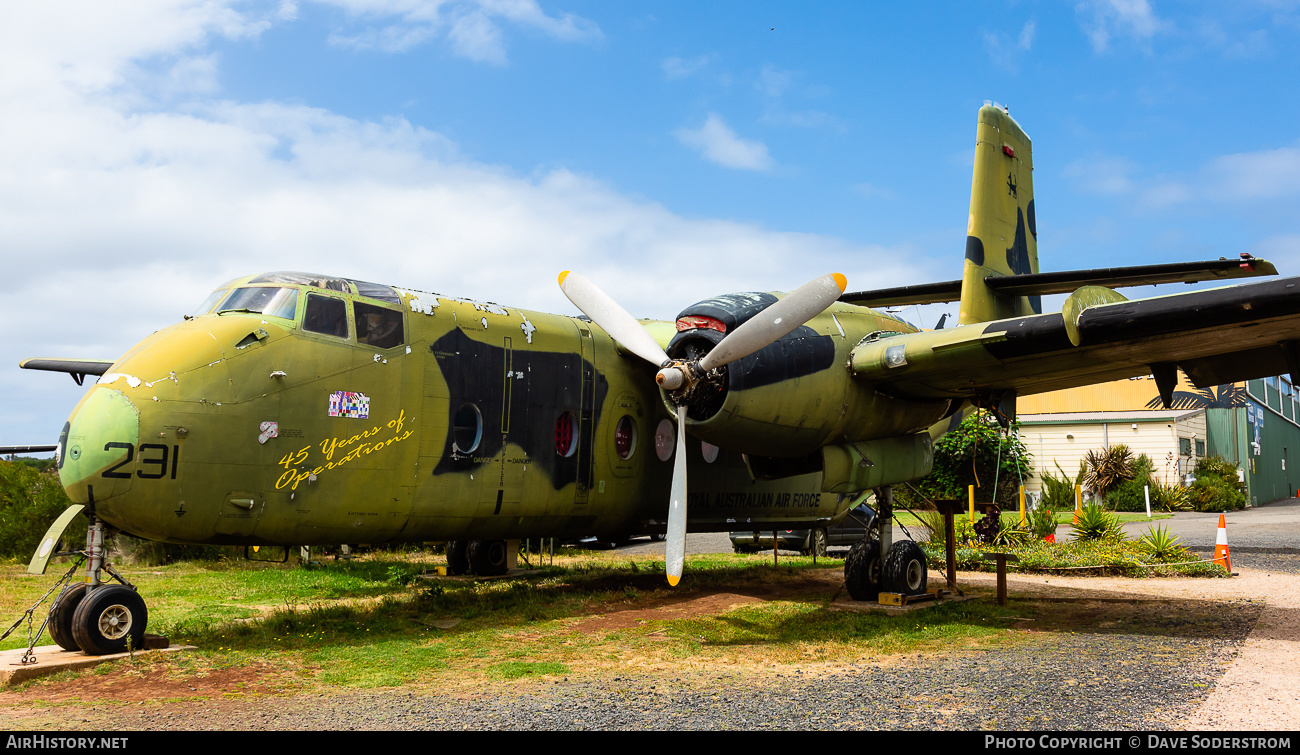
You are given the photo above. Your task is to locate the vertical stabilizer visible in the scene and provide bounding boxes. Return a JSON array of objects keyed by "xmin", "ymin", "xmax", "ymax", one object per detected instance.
[{"xmin": 958, "ymin": 103, "xmax": 1039, "ymax": 324}]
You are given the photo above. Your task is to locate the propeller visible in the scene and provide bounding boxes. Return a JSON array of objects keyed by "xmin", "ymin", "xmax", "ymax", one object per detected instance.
[{"xmin": 558, "ymin": 270, "xmax": 847, "ymax": 585}]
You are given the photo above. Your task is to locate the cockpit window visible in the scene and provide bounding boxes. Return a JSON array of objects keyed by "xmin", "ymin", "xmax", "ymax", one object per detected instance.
[
  {"xmin": 218, "ymin": 287, "xmax": 299, "ymax": 320},
  {"xmin": 194, "ymin": 289, "xmax": 228, "ymax": 316},
  {"xmin": 303, "ymin": 294, "xmax": 349, "ymax": 339},
  {"xmin": 348, "ymin": 279, "xmax": 402, "ymax": 304},
  {"xmin": 250, "ymin": 271, "xmax": 350, "ymax": 292},
  {"xmin": 355, "ymin": 301, "xmax": 404, "ymax": 349}
]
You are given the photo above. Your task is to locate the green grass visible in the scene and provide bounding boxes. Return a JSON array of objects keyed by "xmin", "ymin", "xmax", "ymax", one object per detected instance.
[{"xmin": 0, "ymin": 541, "xmax": 1224, "ymax": 698}]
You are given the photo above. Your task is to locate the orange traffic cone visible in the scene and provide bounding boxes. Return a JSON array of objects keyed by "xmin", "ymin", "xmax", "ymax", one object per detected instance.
[{"xmin": 1213, "ymin": 514, "xmax": 1232, "ymax": 574}]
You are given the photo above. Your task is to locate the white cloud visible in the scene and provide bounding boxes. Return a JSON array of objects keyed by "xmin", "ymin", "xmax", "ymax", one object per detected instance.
[
  {"xmin": 318, "ymin": 0, "xmax": 601, "ymax": 59},
  {"xmin": 1063, "ymin": 156, "xmax": 1137, "ymax": 195},
  {"xmin": 983, "ymin": 20, "xmax": 1036, "ymax": 70},
  {"xmin": 1207, "ymin": 145, "xmax": 1300, "ymax": 200},
  {"xmin": 673, "ymin": 114, "xmax": 774, "ymax": 171},
  {"xmin": 661, "ymin": 54, "xmax": 712, "ymax": 81},
  {"xmin": 1075, "ymin": 0, "xmax": 1162, "ymax": 52},
  {"xmin": 0, "ymin": 2, "xmax": 928, "ymax": 444}
]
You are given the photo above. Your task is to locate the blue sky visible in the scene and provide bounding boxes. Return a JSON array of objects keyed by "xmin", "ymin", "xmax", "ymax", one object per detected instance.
[{"xmin": 4, "ymin": 0, "xmax": 1300, "ymax": 446}]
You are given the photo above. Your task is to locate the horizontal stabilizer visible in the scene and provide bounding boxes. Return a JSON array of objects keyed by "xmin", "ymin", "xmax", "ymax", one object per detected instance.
[
  {"xmin": 0, "ymin": 445, "xmax": 57, "ymax": 455},
  {"xmin": 840, "ymin": 256, "xmax": 1275, "ymax": 308},
  {"xmin": 20, "ymin": 358, "xmax": 114, "ymax": 386}
]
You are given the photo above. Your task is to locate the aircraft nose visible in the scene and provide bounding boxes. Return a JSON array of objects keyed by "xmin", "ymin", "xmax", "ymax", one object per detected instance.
[{"xmin": 59, "ymin": 386, "xmax": 140, "ymax": 505}]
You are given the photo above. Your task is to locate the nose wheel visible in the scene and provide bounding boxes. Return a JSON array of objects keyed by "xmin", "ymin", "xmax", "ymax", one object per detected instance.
[{"xmin": 70, "ymin": 585, "xmax": 148, "ymax": 655}]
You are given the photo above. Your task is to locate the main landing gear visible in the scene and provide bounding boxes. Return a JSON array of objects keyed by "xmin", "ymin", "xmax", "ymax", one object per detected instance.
[
  {"xmin": 843, "ymin": 486, "xmax": 927, "ymax": 601},
  {"xmin": 444, "ymin": 539, "xmax": 510, "ymax": 576}
]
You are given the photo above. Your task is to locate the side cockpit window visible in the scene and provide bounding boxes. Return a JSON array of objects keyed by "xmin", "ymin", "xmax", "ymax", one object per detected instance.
[
  {"xmin": 303, "ymin": 294, "xmax": 349, "ymax": 339},
  {"xmin": 355, "ymin": 301, "xmax": 404, "ymax": 349}
]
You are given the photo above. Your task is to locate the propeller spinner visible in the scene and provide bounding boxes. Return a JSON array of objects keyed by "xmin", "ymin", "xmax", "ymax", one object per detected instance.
[{"xmin": 558, "ymin": 270, "xmax": 847, "ymax": 585}]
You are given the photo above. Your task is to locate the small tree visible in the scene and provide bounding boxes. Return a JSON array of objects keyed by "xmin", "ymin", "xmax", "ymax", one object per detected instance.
[{"xmin": 908, "ymin": 410, "xmax": 1033, "ymax": 508}]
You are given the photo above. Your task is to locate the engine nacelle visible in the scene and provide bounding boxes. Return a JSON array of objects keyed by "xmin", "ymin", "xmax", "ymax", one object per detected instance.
[{"xmin": 665, "ymin": 294, "xmax": 953, "ymax": 457}]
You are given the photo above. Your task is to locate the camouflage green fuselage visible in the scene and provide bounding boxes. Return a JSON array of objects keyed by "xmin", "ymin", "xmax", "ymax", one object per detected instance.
[{"xmin": 55, "ymin": 277, "xmax": 951, "ymax": 546}]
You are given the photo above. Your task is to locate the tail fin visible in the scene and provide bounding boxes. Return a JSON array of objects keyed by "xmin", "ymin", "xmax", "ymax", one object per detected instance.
[{"xmin": 958, "ymin": 103, "xmax": 1039, "ymax": 324}]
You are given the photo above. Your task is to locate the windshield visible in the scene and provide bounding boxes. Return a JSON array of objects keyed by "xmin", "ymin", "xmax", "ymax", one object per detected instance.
[
  {"xmin": 193, "ymin": 289, "xmax": 228, "ymax": 316},
  {"xmin": 218, "ymin": 287, "xmax": 300, "ymax": 320}
]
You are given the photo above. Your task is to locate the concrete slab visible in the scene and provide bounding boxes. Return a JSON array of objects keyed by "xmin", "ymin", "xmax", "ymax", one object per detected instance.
[{"xmin": 0, "ymin": 639, "xmax": 194, "ymax": 687}]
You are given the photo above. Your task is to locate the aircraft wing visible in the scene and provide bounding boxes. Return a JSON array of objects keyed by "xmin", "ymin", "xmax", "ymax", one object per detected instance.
[
  {"xmin": 849, "ymin": 275, "xmax": 1300, "ymax": 407},
  {"xmin": 19, "ymin": 358, "xmax": 114, "ymax": 386},
  {"xmin": 841, "ymin": 256, "xmax": 1276, "ymax": 308}
]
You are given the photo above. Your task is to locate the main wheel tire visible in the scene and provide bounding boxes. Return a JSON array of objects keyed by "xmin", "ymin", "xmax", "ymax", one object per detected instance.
[
  {"xmin": 809, "ymin": 529, "xmax": 828, "ymax": 557},
  {"xmin": 882, "ymin": 540, "xmax": 928, "ymax": 596},
  {"xmin": 48, "ymin": 583, "xmax": 86, "ymax": 652},
  {"xmin": 467, "ymin": 539, "xmax": 509, "ymax": 576},
  {"xmin": 445, "ymin": 540, "xmax": 469, "ymax": 575},
  {"xmin": 70, "ymin": 585, "xmax": 148, "ymax": 656},
  {"xmin": 844, "ymin": 538, "xmax": 883, "ymax": 601}
]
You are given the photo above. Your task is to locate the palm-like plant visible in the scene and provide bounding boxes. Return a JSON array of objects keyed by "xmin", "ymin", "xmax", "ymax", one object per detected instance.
[
  {"xmin": 1137, "ymin": 525, "xmax": 1186, "ymax": 561},
  {"xmin": 1084, "ymin": 444, "xmax": 1134, "ymax": 500},
  {"xmin": 1072, "ymin": 503, "xmax": 1125, "ymax": 542}
]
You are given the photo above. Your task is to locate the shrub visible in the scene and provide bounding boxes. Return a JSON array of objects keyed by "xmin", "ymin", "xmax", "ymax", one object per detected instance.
[
  {"xmin": 1106, "ymin": 453, "xmax": 1155, "ymax": 512},
  {"xmin": 1039, "ymin": 462, "xmax": 1082, "ymax": 513},
  {"xmin": 0, "ymin": 461, "xmax": 82, "ymax": 560},
  {"xmin": 1071, "ymin": 503, "xmax": 1125, "ymax": 542},
  {"xmin": 1188, "ymin": 455, "xmax": 1247, "ymax": 512},
  {"xmin": 1027, "ymin": 502, "xmax": 1058, "ymax": 540}
]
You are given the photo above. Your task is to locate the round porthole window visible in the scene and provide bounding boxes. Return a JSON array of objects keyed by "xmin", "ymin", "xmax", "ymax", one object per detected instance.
[
  {"xmin": 654, "ymin": 419, "xmax": 674, "ymax": 462},
  {"xmin": 452, "ymin": 403, "xmax": 482, "ymax": 454},
  {"xmin": 554, "ymin": 411, "xmax": 578, "ymax": 457},
  {"xmin": 615, "ymin": 416, "xmax": 637, "ymax": 460}
]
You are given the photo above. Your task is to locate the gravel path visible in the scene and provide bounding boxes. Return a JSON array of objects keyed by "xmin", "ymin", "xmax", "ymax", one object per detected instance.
[{"xmin": 53, "ymin": 633, "xmax": 1244, "ymax": 731}]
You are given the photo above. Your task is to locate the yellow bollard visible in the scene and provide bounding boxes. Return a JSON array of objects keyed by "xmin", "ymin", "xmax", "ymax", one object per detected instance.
[
  {"xmin": 968, "ymin": 484, "xmax": 975, "ymax": 521},
  {"xmin": 1019, "ymin": 485, "xmax": 1026, "ymax": 526},
  {"xmin": 1074, "ymin": 484, "xmax": 1082, "ymax": 524}
]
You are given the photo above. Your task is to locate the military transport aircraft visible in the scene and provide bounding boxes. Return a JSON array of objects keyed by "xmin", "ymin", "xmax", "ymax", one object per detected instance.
[{"xmin": 16, "ymin": 103, "xmax": 1299, "ymax": 656}]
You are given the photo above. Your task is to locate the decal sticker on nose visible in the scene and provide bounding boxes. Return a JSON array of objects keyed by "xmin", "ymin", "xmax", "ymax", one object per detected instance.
[
  {"xmin": 258, "ymin": 421, "xmax": 279, "ymax": 445},
  {"xmin": 328, "ymin": 390, "xmax": 371, "ymax": 419}
]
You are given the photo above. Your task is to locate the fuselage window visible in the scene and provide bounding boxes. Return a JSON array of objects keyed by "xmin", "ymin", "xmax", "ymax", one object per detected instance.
[
  {"xmin": 453, "ymin": 403, "xmax": 483, "ymax": 455},
  {"xmin": 555, "ymin": 412, "xmax": 578, "ymax": 457},
  {"xmin": 303, "ymin": 294, "xmax": 349, "ymax": 339},
  {"xmin": 218, "ymin": 287, "xmax": 299, "ymax": 320},
  {"xmin": 355, "ymin": 301, "xmax": 404, "ymax": 349},
  {"xmin": 615, "ymin": 416, "xmax": 637, "ymax": 460}
]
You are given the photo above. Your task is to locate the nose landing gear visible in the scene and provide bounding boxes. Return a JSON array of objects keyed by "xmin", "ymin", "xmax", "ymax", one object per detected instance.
[{"xmin": 12, "ymin": 508, "xmax": 152, "ymax": 657}]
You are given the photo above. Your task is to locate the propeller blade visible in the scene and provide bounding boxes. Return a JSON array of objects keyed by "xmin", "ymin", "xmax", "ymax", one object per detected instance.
[
  {"xmin": 698, "ymin": 273, "xmax": 847, "ymax": 372},
  {"xmin": 558, "ymin": 271, "xmax": 671, "ymax": 367},
  {"xmin": 665, "ymin": 403, "xmax": 688, "ymax": 586}
]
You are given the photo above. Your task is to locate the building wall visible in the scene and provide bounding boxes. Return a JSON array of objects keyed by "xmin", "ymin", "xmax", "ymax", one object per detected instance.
[
  {"xmin": 1014, "ymin": 371, "xmax": 1300, "ymax": 505},
  {"xmin": 1020, "ymin": 412, "xmax": 1205, "ymax": 496}
]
